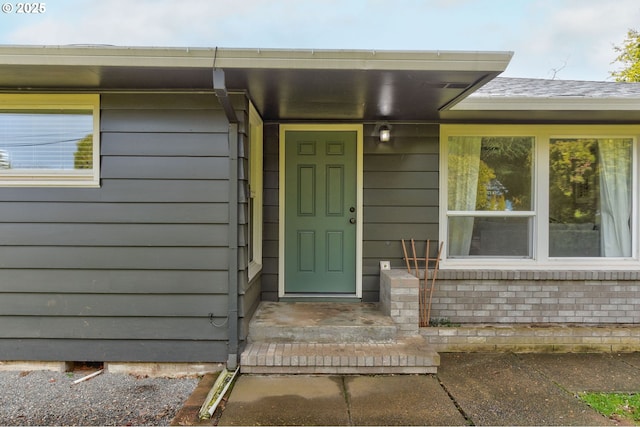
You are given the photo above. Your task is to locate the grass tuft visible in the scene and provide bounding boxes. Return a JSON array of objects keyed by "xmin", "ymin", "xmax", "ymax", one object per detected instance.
[
  {"xmin": 579, "ymin": 392, "xmax": 640, "ymax": 424},
  {"xmin": 428, "ymin": 318, "xmax": 460, "ymax": 327}
]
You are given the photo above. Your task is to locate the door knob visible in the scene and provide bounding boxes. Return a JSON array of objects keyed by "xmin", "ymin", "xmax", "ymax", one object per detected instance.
[{"xmin": 349, "ymin": 218, "xmax": 356, "ymax": 224}]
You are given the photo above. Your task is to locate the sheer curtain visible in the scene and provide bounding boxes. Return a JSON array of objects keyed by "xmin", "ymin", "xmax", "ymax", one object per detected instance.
[
  {"xmin": 448, "ymin": 137, "xmax": 482, "ymax": 256},
  {"xmin": 598, "ymin": 139, "xmax": 632, "ymax": 257}
]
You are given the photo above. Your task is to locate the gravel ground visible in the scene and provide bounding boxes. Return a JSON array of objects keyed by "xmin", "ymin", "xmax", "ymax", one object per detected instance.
[{"xmin": 0, "ymin": 369, "xmax": 199, "ymax": 426}]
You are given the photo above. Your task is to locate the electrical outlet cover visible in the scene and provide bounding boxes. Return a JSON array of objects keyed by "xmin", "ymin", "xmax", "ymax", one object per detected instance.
[{"xmin": 379, "ymin": 260, "xmax": 391, "ymax": 270}]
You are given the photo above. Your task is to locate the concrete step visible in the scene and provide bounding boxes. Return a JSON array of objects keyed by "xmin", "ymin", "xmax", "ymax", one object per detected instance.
[
  {"xmin": 241, "ymin": 337, "xmax": 439, "ymax": 374},
  {"xmin": 247, "ymin": 301, "xmax": 398, "ymax": 343}
]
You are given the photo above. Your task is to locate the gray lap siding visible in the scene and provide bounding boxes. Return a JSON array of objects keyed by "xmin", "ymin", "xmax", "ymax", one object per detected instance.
[
  {"xmin": 0, "ymin": 93, "xmax": 238, "ymax": 363},
  {"xmin": 362, "ymin": 123, "xmax": 440, "ymax": 301}
]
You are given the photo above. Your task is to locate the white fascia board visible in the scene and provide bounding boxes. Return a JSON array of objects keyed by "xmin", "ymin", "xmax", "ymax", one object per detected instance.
[
  {"xmin": 454, "ymin": 96, "xmax": 640, "ymax": 111},
  {"xmin": 214, "ymin": 48, "xmax": 514, "ymax": 72},
  {"xmin": 0, "ymin": 45, "xmax": 513, "ymax": 72},
  {"xmin": 0, "ymin": 45, "xmax": 217, "ymax": 68}
]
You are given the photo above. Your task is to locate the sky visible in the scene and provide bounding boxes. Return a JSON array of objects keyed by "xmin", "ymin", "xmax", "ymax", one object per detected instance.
[{"xmin": 0, "ymin": 0, "xmax": 639, "ymax": 81}]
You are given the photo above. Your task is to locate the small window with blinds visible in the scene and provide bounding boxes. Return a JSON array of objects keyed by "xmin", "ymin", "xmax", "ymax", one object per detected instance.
[{"xmin": 0, "ymin": 94, "xmax": 100, "ymax": 187}]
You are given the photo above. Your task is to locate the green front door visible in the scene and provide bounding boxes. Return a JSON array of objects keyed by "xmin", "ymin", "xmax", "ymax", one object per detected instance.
[{"xmin": 284, "ymin": 130, "xmax": 357, "ymax": 294}]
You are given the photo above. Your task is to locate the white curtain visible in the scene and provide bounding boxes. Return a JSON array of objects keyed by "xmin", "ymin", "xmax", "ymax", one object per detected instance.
[
  {"xmin": 448, "ymin": 137, "xmax": 483, "ymax": 256},
  {"xmin": 598, "ymin": 139, "xmax": 632, "ymax": 257}
]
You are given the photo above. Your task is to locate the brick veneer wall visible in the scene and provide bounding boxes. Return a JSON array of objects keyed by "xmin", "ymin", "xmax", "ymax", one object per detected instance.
[
  {"xmin": 431, "ymin": 270, "xmax": 640, "ymax": 324},
  {"xmin": 421, "ymin": 324, "xmax": 640, "ymax": 352},
  {"xmin": 379, "ymin": 269, "xmax": 420, "ymax": 336}
]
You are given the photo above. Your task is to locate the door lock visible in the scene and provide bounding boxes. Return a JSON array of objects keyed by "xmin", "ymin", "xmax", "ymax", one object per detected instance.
[{"xmin": 349, "ymin": 207, "xmax": 355, "ymax": 213}]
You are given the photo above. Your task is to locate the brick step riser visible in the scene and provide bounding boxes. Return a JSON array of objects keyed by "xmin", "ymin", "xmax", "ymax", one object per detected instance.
[
  {"xmin": 240, "ymin": 339, "xmax": 440, "ymax": 375},
  {"xmin": 241, "ymin": 366, "xmax": 438, "ymax": 374}
]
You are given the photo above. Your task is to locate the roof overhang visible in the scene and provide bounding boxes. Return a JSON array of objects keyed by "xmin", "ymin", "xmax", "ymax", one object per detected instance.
[
  {"xmin": 443, "ymin": 96, "xmax": 640, "ymax": 123},
  {"xmin": 443, "ymin": 77, "xmax": 640, "ymax": 123},
  {"xmin": 0, "ymin": 45, "xmax": 514, "ymax": 121}
]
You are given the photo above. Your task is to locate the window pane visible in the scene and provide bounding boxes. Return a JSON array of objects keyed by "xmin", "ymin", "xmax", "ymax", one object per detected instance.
[
  {"xmin": 549, "ymin": 138, "xmax": 632, "ymax": 257},
  {"xmin": 448, "ymin": 136, "xmax": 533, "ymax": 211},
  {"xmin": 448, "ymin": 216, "xmax": 532, "ymax": 257},
  {"xmin": 0, "ymin": 112, "xmax": 93, "ymax": 171}
]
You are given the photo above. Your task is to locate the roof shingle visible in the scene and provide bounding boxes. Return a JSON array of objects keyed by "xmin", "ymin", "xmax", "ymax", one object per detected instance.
[{"xmin": 472, "ymin": 77, "xmax": 640, "ymax": 98}]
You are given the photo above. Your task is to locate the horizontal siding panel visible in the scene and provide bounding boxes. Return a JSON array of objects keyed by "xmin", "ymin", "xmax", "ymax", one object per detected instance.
[
  {"xmin": 364, "ymin": 239, "xmax": 438, "ymax": 256},
  {"xmin": 363, "ymin": 138, "xmax": 439, "ymax": 155},
  {"xmin": 363, "ymin": 261, "xmax": 390, "ymax": 276},
  {"xmin": 363, "ymin": 223, "xmax": 438, "ymax": 242},
  {"xmin": 364, "ymin": 189, "xmax": 438, "ymax": 206},
  {"xmin": 362, "ymin": 288, "xmax": 378, "ymax": 303},
  {"xmin": 101, "ymin": 93, "xmax": 222, "ymax": 110},
  {"xmin": 0, "ymin": 317, "xmax": 227, "ymax": 340},
  {"xmin": 101, "ymin": 156, "xmax": 229, "ymax": 179},
  {"xmin": 98, "ymin": 180, "xmax": 229, "ymax": 202},
  {"xmin": 364, "ymin": 154, "xmax": 438, "ymax": 172},
  {"xmin": 261, "ymin": 256, "xmax": 278, "ymax": 276},
  {"xmin": 0, "ymin": 294, "xmax": 227, "ymax": 317},
  {"xmin": 0, "ymin": 180, "xmax": 228, "ymax": 202},
  {"xmin": 240, "ymin": 277, "xmax": 261, "ymax": 314},
  {"xmin": 362, "ymin": 292, "xmax": 377, "ymax": 303},
  {"xmin": 262, "ymin": 240, "xmax": 278, "ymax": 258},
  {"xmin": 101, "ymin": 110, "xmax": 229, "ymax": 133},
  {"xmin": 261, "ymin": 291, "xmax": 278, "ymax": 302},
  {"xmin": 363, "ymin": 240, "xmax": 441, "ymax": 259},
  {"xmin": 0, "ymin": 247, "xmax": 227, "ymax": 270},
  {"xmin": 264, "ymin": 153, "xmax": 279, "ymax": 171},
  {"xmin": 101, "ymin": 132, "xmax": 229, "ymax": 157},
  {"xmin": 263, "ymin": 189, "xmax": 279, "ymax": 208},
  {"xmin": 363, "ymin": 140, "xmax": 439, "ymax": 155},
  {"xmin": 364, "ymin": 206, "xmax": 438, "ymax": 224},
  {"xmin": 364, "ymin": 171, "xmax": 438, "ymax": 189},
  {"xmin": 263, "ymin": 222, "xmax": 279, "ymax": 241},
  {"xmin": 0, "ymin": 224, "xmax": 227, "ymax": 247},
  {"xmin": 362, "ymin": 274, "xmax": 380, "ymax": 290},
  {"xmin": 0, "ymin": 339, "xmax": 228, "ymax": 362},
  {"xmin": 263, "ymin": 206, "xmax": 278, "ymax": 224},
  {"xmin": 0, "ymin": 202, "xmax": 228, "ymax": 224},
  {"xmin": 0, "ymin": 269, "xmax": 228, "ymax": 293},
  {"xmin": 264, "ymin": 170, "xmax": 278, "ymax": 189},
  {"xmin": 260, "ymin": 274, "xmax": 278, "ymax": 293},
  {"xmin": 261, "ymin": 124, "xmax": 279, "ymax": 303}
]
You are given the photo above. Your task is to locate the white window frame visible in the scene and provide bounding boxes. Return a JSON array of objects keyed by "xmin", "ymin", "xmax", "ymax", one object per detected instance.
[
  {"xmin": 247, "ymin": 102, "xmax": 263, "ymax": 280},
  {"xmin": 440, "ymin": 124, "xmax": 640, "ymax": 270},
  {"xmin": 0, "ymin": 94, "xmax": 100, "ymax": 187}
]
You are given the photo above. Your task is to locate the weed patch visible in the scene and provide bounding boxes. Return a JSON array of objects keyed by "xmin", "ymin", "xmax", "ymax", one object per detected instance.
[{"xmin": 579, "ymin": 392, "xmax": 640, "ymax": 425}]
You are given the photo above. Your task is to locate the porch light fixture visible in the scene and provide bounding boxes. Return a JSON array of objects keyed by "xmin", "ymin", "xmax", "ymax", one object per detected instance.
[{"xmin": 379, "ymin": 125, "xmax": 391, "ymax": 142}]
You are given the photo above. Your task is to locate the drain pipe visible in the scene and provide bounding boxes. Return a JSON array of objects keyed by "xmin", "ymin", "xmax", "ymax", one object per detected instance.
[{"xmin": 213, "ymin": 67, "xmax": 239, "ymax": 369}]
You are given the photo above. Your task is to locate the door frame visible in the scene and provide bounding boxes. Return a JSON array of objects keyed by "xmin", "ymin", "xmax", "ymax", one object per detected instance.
[{"xmin": 278, "ymin": 124, "xmax": 363, "ymax": 298}]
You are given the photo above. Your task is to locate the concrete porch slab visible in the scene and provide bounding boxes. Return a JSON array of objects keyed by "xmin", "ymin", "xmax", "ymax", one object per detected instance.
[
  {"xmin": 248, "ymin": 301, "xmax": 397, "ymax": 343},
  {"xmin": 242, "ymin": 302, "xmax": 439, "ymax": 374}
]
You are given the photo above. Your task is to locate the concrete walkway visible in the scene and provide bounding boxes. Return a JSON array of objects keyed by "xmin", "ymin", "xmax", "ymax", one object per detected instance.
[{"xmin": 174, "ymin": 352, "xmax": 640, "ymax": 426}]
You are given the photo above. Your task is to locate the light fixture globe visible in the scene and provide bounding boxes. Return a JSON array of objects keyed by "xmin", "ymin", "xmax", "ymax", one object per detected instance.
[{"xmin": 379, "ymin": 125, "xmax": 391, "ymax": 142}]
